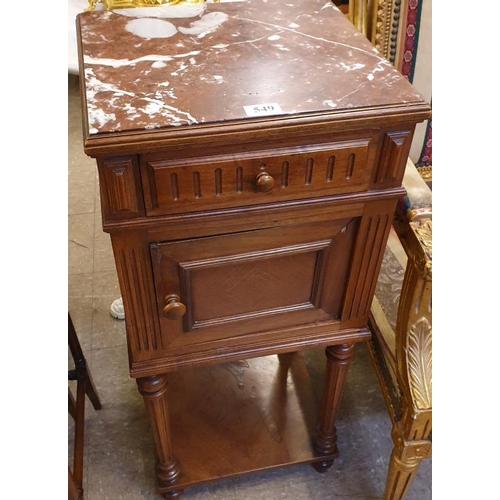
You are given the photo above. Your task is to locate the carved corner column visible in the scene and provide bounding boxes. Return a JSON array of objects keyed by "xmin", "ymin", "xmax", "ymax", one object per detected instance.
[
  {"xmin": 137, "ymin": 375, "xmax": 182, "ymax": 498},
  {"xmin": 312, "ymin": 343, "xmax": 356, "ymax": 472}
]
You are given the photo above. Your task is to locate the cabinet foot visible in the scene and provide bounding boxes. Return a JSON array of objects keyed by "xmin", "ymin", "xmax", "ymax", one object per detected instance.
[
  {"xmin": 157, "ymin": 460, "xmax": 182, "ymax": 488},
  {"xmin": 312, "ymin": 460, "xmax": 334, "ymax": 473}
]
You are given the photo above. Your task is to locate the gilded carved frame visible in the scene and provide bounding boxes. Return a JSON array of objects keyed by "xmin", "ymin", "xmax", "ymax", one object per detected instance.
[
  {"xmin": 348, "ymin": 0, "xmax": 404, "ymax": 64},
  {"xmin": 86, "ymin": 0, "xmax": 210, "ymax": 10}
]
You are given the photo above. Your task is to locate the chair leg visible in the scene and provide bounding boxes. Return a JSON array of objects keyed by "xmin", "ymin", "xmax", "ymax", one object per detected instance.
[
  {"xmin": 68, "ymin": 313, "xmax": 102, "ymax": 410},
  {"xmin": 68, "ymin": 466, "xmax": 83, "ymax": 500},
  {"xmin": 72, "ymin": 377, "xmax": 87, "ymax": 490},
  {"xmin": 84, "ymin": 368, "xmax": 102, "ymax": 411},
  {"xmin": 384, "ymin": 445, "xmax": 422, "ymax": 500},
  {"xmin": 384, "ymin": 424, "xmax": 432, "ymax": 500},
  {"xmin": 68, "ymin": 387, "xmax": 77, "ymax": 421},
  {"xmin": 68, "ymin": 312, "xmax": 103, "ymax": 500}
]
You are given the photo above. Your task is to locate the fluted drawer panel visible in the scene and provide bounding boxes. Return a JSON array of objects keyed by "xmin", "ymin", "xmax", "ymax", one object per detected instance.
[{"xmin": 140, "ymin": 140, "xmax": 373, "ymax": 216}]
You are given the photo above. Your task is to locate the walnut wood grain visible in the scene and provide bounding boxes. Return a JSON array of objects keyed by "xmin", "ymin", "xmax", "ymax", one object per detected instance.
[
  {"xmin": 98, "ymin": 156, "xmax": 145, "ymax": 221},
  {"xmin": 373, "ymin": 130, "xmax": 413, "ymax": 187},
  {"xmin": 140, "ymin": 138, "xmax": 374, "ymax": 217},
  {"xmin": 137, "ymin": 375, "xmax": 182, "ymax": 496},
  {"xmin": 111, "ymin": 232, "xmax": 163, "ymax": 356},
  {"xmin": 341, "ymin": 200, "xmax": 395, "ymax": 326},
  {"xmin": 77, "ymin": 0, "xmax": 431, "ymax": 496},
  {"xmin": 154, "ymin": 353, "xmax": 337, "ymax": 494},
  {"xmin": 313, "ymin": 343, "xmax": 356, "ymax": 471},
  {"xmin": 147, "ymin": 215, "xmax": 364, "ymax": 363}
]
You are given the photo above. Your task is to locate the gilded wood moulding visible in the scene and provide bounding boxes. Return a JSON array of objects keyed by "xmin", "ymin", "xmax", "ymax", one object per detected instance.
[
  {"xmin": 86, "ymin": 0, "xmax": 214, "ymax": 11},
  {"xmin": 348, "ymin": 0, "xmax": 402, "ymax": 63}
]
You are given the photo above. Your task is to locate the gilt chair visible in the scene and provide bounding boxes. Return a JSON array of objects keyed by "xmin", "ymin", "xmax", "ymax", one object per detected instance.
[{"xmin": 368, "ymin": 158, "xmax": 432, "ymax": 499}]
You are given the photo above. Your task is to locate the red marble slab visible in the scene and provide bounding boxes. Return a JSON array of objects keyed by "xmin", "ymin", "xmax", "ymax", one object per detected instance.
[{"xmin": 77, "ymin": 0, "xmax": 427, "ymax": 138}]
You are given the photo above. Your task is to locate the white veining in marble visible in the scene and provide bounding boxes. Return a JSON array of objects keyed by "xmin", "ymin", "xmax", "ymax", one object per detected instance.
[
  {"xmin": 125, "ymin": 18, "xmax": 177, "ymax": 39},
  {"xmin": 68, "ymin": 0, "xmax": 106, "ymax": 74},
  {"xmin": 321, "ymin": 1, "xmax": 335, "ymax": 11},
  {"xmin": 323, "ymin": 100, "xmax": 338, "ymax": 108},
  {"xmin": 85, "ymin": 69, "xmax": 129, "ymax": 132},
  {"xmin": 235, "ymin": 15, "xmax": 390, "ymax": 63},
  {"xmin": 140, "ymin": 97, "xmax": 198, "ymax": 126},
  {"xmin": 84, "ymin": 50, "xmax": 201, "ymax": 68},
  {"xmin": 152, "ymin": 61, "xmax": 167, "ymax": 68},
  {"xmin": 78, "ymin": 0, "xmax": 425, "ymax": 135},
  {"xmin": 84, "ymin": 67, "xmax": 197, "ymax": 131},
  {"xmin": 366, "ymin": 62, "xmax": 390, "ymax": 81},
  {"xmin": 340, "ymin": 62, "xmax": 366, "ymax": 72},
  {"xmin": 114, "ymin": 4, "xmax": 207, "ymax": 19},
  {"xmin": 178, "ymin": 11, "xmax": 229, "ymax": 37}
]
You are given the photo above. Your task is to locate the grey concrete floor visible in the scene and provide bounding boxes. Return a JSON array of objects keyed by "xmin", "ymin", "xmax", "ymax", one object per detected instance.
[{"xmin": 68, "ymin": 73, "xmax": 431, "ymax": 500}]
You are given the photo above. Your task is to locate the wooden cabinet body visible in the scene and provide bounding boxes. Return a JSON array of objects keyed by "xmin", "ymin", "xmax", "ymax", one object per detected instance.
[{"xmin": 77, "ymin": 0, "xmax": 430, "ymax": 496}]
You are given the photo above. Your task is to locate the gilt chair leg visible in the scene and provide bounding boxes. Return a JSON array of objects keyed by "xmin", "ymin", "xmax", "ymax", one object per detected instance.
[
  {"xmin": 384, "ymin": 422, "xmax": 432, "ymax": 500},
  {"xmin": 384, "ymin": 445, "xmax": 421, "ymax": 500}
]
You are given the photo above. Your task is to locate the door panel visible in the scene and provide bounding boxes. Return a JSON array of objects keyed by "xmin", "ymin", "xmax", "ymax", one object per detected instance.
[{"xmin": 151, "ymin": 218, "xmax": 359, "ymax": 350}]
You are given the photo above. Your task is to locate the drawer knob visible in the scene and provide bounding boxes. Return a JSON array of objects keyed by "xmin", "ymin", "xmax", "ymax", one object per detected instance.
[
  {"xmin": 256, "ymin": 172, "xmax": 275, "ymax": 192},
  {"xmin": 163, "ymin": 294, "xmax": 186, "ymax": 320}
]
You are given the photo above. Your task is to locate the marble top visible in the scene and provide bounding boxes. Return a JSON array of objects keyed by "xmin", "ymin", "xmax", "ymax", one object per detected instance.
[{"xmin": 77, "ymin": 0, "xmax": 427, "ymax": 138}]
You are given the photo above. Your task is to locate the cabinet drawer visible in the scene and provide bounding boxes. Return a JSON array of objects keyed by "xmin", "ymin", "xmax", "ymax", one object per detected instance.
[{"xmin": 141, "ymin": 139, "xmax": 373, "ymax": 216}]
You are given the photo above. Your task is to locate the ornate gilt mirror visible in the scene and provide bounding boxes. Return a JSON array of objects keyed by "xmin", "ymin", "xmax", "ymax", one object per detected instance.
[{"xmin": 342, "ymin": 0, "xmax": 431, "ymax": 178}]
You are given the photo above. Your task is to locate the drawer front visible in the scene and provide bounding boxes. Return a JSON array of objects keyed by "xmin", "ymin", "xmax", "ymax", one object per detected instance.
[
  {"xmin": 150, "ymin": 219, "xmax": 360, "ymax": 352},
  {"xmin": 141, "ymin": 139, "xmax": 373, "ymax": 216}
]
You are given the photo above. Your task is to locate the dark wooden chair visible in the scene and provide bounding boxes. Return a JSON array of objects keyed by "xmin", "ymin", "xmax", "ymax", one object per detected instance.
[
  {"xmin": 368, "ymin": 159, "xmax": 432, "ymax": 499},
  {"xmin": 68, "ymin": 313, "xmax": 102, "ymax": 500}
]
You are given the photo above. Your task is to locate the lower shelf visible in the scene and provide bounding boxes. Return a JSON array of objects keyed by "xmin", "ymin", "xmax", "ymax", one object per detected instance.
[{"xmin": 160, "ymin": 351, "xmax": 335, "ymax": 494}]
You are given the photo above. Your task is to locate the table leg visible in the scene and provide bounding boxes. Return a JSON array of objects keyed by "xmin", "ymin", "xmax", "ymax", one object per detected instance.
[
  {"xmin": 137, "ymin": 375, "xmax": 183, "ymax": 498},
  {"xmin": 313, "ymin": 343, "xmax": 356, "ymax": 472}
]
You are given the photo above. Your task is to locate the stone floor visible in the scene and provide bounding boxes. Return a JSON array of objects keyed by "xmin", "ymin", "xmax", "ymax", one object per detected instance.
[{"xmin": 68, "ymin": 73, "xmax": 431, "ymax": 500}]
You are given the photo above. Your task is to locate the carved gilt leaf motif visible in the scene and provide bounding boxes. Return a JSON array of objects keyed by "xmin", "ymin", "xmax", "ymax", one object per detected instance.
[
  {"xmin": 406, "ymin": 317, "xmax": 432, "ymax": 409},
  {"xmin": 375, "ymin": 248, "xmax": 404, "ymax": 331},
  {"xmin": 411, "ymin": 218, "xmax": 432, "ymax": 278}
]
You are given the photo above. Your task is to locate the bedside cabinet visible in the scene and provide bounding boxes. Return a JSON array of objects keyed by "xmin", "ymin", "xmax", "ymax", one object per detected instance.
[{"xmin": 76, "ymin": 1, "xmax": 430, "ymax": 497}]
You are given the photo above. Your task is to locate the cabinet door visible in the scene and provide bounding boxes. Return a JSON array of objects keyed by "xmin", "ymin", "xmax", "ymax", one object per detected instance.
[{"xmin": 151, "ymin": 217, "xmax": 359, "ymax": 352}]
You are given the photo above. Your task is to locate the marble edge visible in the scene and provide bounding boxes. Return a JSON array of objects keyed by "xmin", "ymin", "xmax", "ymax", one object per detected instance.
[{"xmin": 82, "ymin": 101, "xmax": 431, "ymax": 157}]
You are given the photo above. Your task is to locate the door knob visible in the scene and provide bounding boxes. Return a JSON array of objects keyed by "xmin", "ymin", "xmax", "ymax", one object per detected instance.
[{"xmin": 162, "ymin": 294, "xmax": 186, "ymax": 320}]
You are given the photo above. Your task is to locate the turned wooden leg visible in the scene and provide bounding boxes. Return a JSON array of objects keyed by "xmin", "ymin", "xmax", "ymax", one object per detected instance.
[
  {"xmin": 137, "ymin": 375, "xmax": 183, "ymax": 498},
  {"xmin": 312, "ymin": 343, "xmax": 355, "ymax": 472}
]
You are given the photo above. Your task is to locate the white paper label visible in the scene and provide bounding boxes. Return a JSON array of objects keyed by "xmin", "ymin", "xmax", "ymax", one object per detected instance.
[{"xmin": 243, "ymin": 103, "xmax": 283, "ymax": 117}]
